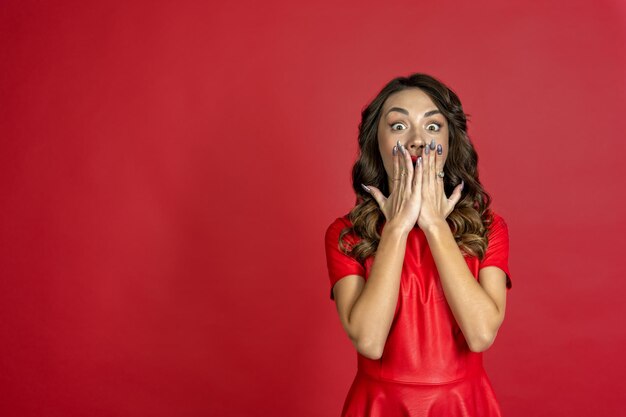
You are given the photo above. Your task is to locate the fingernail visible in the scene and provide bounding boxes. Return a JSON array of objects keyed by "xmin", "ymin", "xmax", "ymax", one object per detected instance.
[
  {"xmin": 424, "ymin": 146, "xmax": 430, "ymax": 155},
  {"xmin": 417, "ymin": 156, "xmax": 422, "ymax": 166},
  {"xmin": 399, "ymin": 144, "xmax": 406, "ymax": 155},
  {"xmin": 429, "ymin": 139, "xmax": 436, "ymax": 150},
  {"xmin": 437, "ymin": 144, "xmax": 442, "ymax": 155},
  {"xmin": 393, "ymin": 145, "xmax": 397, "ymax": 155},
  {"xmin": 361, "ymin": 183, "xmax": 371, "ymax": 192},
  {"xmin": 460, "ymin": 180, "xmax": 464, "ymax": 190}
]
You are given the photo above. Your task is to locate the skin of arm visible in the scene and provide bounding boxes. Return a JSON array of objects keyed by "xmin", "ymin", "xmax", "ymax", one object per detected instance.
[
  {"xmin": 333, "ymin": 221, "xmax": 409, "ymax": 360},
  {"xmin": 423, "ymin": 219, "xmax": 508, "ymax": 352}
]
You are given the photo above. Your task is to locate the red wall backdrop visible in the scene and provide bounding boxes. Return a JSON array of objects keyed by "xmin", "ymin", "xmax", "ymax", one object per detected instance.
[{"xmin": 1, "ymin": 1, "xmax": 625, "ymax": 416}]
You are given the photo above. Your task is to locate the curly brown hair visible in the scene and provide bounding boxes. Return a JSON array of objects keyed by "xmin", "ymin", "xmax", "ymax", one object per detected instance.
[{"xmin": 339, "ymin": 73, "xmax": 496, "ymax": 262}]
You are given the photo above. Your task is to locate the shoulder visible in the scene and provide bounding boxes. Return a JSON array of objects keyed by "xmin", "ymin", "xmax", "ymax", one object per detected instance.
[
  {"xmin": 483, "ymin": 210, "xmax": 511, "ymax": 249},
  {"xmin": 328, "ymin": 213, "xmax": 352, "ymax": 228},
  {"xmin": 486, "ymin": 210, "xmax": 509, "ymax": 232},
  {"xmin": 325, "ymin": 214, "xmax": 359, "ymax": 245},
  {"xmin": 325, "ymin": 213, "xmax": 352, "ymax": 236}
]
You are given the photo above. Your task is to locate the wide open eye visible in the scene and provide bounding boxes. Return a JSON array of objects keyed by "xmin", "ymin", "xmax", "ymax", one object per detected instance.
[
  {"xmin": 390, "ymin": 122, "xmax": 406, "ymax": 131},
  {"xmin": 426, "ymin": 122, "xmax": 441, "ymax": 132}
]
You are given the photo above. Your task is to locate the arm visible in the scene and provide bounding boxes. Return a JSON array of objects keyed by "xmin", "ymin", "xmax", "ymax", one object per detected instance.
[
  {"xmin": 423, "ymin": 220, "xmax": 508, "ymax": 352},
  {"xmin": 333, "ymin": 222, "xmax": 409, "ymax": 360}
]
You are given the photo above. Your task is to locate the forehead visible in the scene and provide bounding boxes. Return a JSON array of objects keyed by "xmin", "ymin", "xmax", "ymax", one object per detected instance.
[{"xmin": 382, "ymin": 88, "xmax": 437, "ymax": 114}]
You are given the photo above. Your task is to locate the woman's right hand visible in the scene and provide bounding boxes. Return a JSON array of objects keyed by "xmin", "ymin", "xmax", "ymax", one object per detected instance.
[{"xmin": 361, "ymin": 140, "xmax": 423, "ymax": 234}]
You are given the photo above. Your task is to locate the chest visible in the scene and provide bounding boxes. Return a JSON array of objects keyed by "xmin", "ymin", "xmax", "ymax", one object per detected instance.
[{"xmin": 363, "ymin": 228, "xmax": 481, "ymax": 304}]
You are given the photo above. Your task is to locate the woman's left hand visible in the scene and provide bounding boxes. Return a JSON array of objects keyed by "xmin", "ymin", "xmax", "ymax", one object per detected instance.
[{"xmin": 416, "ymin": 140, "xmax": 464, "ymax": 230}]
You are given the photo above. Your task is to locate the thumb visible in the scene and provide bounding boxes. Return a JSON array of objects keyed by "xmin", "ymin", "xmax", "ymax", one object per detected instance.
[
  {"xmin": 361, "ymin": 184, "xmax": 386, "ymax": 208},
  {"xmin": 446, "ymin": 181, "xmax": 464, "ymax": 210}
]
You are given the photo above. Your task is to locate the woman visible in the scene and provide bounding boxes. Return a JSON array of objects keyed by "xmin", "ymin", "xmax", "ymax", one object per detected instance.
[{"xmin": 324, "ymin": 73, "xmax": 512, "ymax": 416}]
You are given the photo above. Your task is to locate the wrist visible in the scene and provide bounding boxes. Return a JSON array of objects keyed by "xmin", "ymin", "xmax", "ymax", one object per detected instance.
[
  {"xmin": 383, "ymin": 220, "xmax": 411, "ymax": 239},
  {"xmin": 423, "ymin": 218, "xmax": 449, "ymax": 236}
]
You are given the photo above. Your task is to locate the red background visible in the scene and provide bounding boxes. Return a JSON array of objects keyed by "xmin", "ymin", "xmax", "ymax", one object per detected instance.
[{"xmin": 1, "ymin": 1, "xmax": 625, "ymax": 416}]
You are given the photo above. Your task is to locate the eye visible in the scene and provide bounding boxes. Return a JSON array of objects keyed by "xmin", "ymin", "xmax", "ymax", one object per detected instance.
[
  {"xmin": 390, "ymin": 122, "xmax": 406, "ymax": 131},
  {"xmin": 426, "ymin": 122, "xmax": 442, "ymax": 132}
]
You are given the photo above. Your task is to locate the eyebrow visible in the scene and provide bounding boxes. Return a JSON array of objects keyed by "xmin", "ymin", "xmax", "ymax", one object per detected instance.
[{"xmin": 386, "ymin": 107, "xmax": 441, "ymax": 118}]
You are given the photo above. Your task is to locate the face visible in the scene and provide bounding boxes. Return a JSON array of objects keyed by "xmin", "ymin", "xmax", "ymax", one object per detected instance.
[{"xmin": 377, "ymin": 88, "xmax": 450, "ymax": 189}]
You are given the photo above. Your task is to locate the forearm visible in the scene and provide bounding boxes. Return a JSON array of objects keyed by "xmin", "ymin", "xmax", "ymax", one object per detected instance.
[
  {"xmin": 423, "ymin": 220, "xmax": 500, "ymax": 351},
  {"xmin": 348, "ymin": 223, "xmax": 408, "ymax": 359}
]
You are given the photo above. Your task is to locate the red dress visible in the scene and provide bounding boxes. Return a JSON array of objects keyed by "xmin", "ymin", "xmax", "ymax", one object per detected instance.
[{"xmin": 324, "ymin": 211, "xmax": 512, "ymax": 417}]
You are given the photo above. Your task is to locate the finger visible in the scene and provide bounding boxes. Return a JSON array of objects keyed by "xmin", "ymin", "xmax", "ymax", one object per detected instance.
[
  {"xmin": 435, "ymin": 142, "xmax": 444, "ymax": 183},
  {"xmin": 429, "ymin": 137, "xmax": 436, "ymax": 152},
  {"xmin": 363, "ymin": 185, "xmax": 387, "ymax": 209},
  {"xmin": 435, "ymin": 142, "xmax": 445, "ymax": 202},
  {"xmin": 412, "ymin": 155, "xmax": 423, "ymax": 198},
  {"xmin": 423, "ymin": 142, "xmax": 433, "ymax": 192},
  {"xmin": 445, "ymin": 181, "xmax": 464, "ymax": 217},
  {"xmin": 400, "ymin": 144, "xmax": 414, "ymax": 196},
  {"xmin": 391, "ymin": 144, "xmax": 399, "ymax": 195},
  {"xmin": 428, "ymin": 139, "xmax": 436, "ymax": 190},
  {"xmin": 447, "ymin": 181, "xmax": 463, "ymax": 205},
  {"xmin": 396, "ymin": 142, "xmax": 406, "ymax": 211}
]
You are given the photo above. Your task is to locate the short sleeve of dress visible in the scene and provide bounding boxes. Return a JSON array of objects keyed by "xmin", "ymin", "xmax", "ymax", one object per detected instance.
[
  {"xmin": 324, "ymin": 217, "xmax": 366, "ymax": 300},
  {"xmin": 479, "ymin": 212, "xmax": 513, "ymax": 290}
]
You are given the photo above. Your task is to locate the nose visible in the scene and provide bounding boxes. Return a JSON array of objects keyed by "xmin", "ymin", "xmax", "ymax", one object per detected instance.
[{"xmin": 406, "ymin": 133, "xmax": 429, "ymax": 156}]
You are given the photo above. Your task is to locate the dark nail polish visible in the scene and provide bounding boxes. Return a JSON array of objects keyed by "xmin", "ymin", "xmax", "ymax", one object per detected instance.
[
  {"xmin": 437, "ymin": 144, "xmax": 442, "ymax": 155},
  {"xmin": 429, "ymin": 139, "xmax": 436, "ymax": 150}
]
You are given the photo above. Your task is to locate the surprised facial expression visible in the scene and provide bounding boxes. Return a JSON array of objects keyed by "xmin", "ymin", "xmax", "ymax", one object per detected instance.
[{"xmin": 377, "ymin": 88, "xmax": 450, "ymax": 189}]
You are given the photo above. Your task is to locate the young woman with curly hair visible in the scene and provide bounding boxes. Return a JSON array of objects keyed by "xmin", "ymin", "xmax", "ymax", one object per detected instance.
[{"xmin": 324, "ymin": 73, "xmax": 512, "ymax": 417}]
